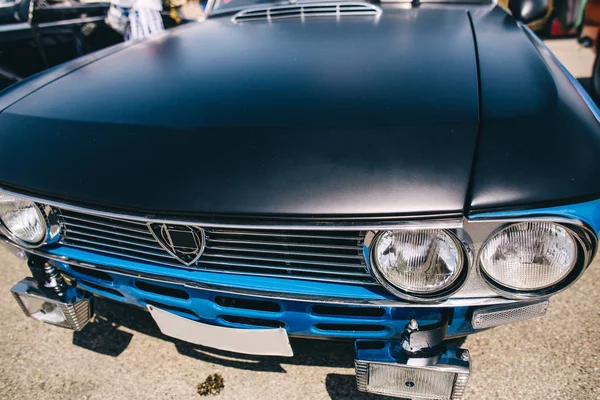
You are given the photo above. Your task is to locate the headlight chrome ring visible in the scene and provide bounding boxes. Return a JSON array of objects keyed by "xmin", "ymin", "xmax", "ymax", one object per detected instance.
[
  {"xmin": 0, "ymin": 193, "xmax": 60, "ymax": 248},
  {"xmin": 368, "ymin": 229, "xmax": 468, "ymax": 303},
  {"xmin": 477, "ymin": 221, "xmax": 595, "ymax": 299}
]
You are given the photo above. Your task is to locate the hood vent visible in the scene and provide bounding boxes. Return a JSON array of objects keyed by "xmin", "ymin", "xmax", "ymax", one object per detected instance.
[{"xmin": 232, "ymin": 2, "xmax": 382, "ymax": 23}]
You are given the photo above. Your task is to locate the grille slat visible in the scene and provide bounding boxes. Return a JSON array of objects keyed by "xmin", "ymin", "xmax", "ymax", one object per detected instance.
[
  {"xmin": 62, "ymin": 237, "xmax": 175, "ymax": 259},
  {"xmin": 63, "ymin": 222, "xmax": 157, "ymax": 242},
  {"xmin": 207, "ymin": 238, "xmax": 360, "ymax": 251},
  {"xmin": 197, "ymin": 259, "xmax": 370, "ymax": 277},
  {"xmin": 60, "ymin": 213, "xmax": 150, "ymax": 233},
  {"xmin": 207, "ymin": 245, "xmax": 362, "ymax": 260},
  {"xmin": 54, "ymin": 209, "xmax": 373, "ymax": 284},
  {"xmin": 201, "ymin": 252, "xmax": 365, "ymax": 269},
  {"xmin": 64, "ymin": 230, "xmax": 164, "ymax": 249},
  {"xmin": 210, "ymin": 230, "xmax": 360, "ymax": 241}
]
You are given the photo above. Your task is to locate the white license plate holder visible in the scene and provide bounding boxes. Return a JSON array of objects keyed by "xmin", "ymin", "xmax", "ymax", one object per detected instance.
[{"xmin": 147, "ymin": 305, "xmax": 294, "ymax": 357}]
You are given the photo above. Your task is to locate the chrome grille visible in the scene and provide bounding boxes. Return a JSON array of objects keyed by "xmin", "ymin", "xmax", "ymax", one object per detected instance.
[
  {"xmin": 55, "ymin": 209, "xmax": 373, "ymax": 284},
  {"xmin": 232, "ymin": 2, "xmax": 382, "ymax": 23}
]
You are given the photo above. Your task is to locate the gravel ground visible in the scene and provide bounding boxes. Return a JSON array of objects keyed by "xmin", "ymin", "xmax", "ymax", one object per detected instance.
[{"xmin": 0, "ymin": 39, "xmax": 599, "ymax": 400}]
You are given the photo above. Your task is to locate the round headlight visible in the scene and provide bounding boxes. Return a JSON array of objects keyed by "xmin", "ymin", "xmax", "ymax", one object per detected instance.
[
  {"xmin": 479, "ymin": 222, "xmax": 577, "ymax": 292},
  {"xmin": 0, "ymin": 193, "xmax": 47, "ymax": 246},
  {"xmin": 372, "ymin": 230, "xmax": 464, "ymax": 298}
]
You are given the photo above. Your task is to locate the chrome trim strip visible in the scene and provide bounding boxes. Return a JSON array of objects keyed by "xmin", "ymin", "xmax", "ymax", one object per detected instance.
[
  {"xmin": 468, "ymin": 215, "xmax": 588, "ymax": 227},
  {"xmin": 0, "ymin": 187, "xmax": 463, "ymax": 231},
  {"xmin": 3, "ymin": 239, "xmax": 514, "ymax": 308}
]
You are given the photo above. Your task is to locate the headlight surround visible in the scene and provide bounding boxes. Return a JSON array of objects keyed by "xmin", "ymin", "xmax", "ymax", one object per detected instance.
[
  {"xmin": 479, "ymin": 222, "xmax": 579, "ymax": 294},
  {"xmin": 371, "ymin": 229, "xmax": 465, "ymax": 300},
  {"xmin": 0, "ymin": 193, "xmax": 47, "ymax": 247}
]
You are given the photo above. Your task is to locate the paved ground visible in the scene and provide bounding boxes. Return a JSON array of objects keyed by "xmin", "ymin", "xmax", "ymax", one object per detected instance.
[
  {"xmin": 0, "ymin": 39, "xmax": 599, "ymax": 400},
  {"xmin": 546, "ymin": 38, "xmax": 595, "ymax": 78}
]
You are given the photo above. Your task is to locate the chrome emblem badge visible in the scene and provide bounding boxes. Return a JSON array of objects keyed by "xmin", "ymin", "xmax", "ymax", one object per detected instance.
[{"xmin": 148, "ymin": 223, "xmax": 205, "ymax": 266}]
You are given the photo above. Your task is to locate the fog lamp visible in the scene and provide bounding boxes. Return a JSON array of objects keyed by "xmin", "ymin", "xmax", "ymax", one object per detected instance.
[
  {"xmin": 0, "ymin": 193, "xmax": 47, "ymax": 247},
  {"xmin": 371, "ymin": 230, "xmax": 464, "ymax": 299},
  {"xmin": 479, "ymin": 222, "xmax": 577, "ymax": 293},
  {"xmin": 11, "ymin": 278, "xmax": 92, "ymax": 331},
  {"xmin": 356, "ymin": 348, "xmax": 470, "ymax": 400}
]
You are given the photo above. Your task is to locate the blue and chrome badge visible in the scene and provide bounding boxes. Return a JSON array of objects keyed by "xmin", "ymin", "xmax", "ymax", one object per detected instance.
[{"xmin": 147, "ymin": 223, "xmax": 205, "ymax": 266}]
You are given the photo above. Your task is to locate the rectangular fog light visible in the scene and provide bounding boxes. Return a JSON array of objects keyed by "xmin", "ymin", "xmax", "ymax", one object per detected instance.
[
  {"xmin": 471, "ymin": 300, "xmax": 549, "ymax": 330},
  {"xmin": 11, "ymin": 278, "xmax": 92, "ymax": 331},
  {"xmin": 356, "ymin": 348, "xmax": 470, "ymax": 400}
]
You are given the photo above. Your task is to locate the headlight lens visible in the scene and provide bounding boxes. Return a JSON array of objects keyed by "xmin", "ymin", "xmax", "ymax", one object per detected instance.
[
  {"xmin": 0, "ymin": 193, "xmax": 46, "ymax": 245},
  {"xmin": 479, "ymin": 222, "xmax": 577, "ymax": 291},
  {"xmin": 372, "ymin": 230, "xmax": 463, "ymax": 295}
]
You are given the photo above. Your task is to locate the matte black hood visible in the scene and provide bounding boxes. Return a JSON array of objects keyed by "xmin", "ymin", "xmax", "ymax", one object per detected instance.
[{"xmin": 0, "ymin": 8, "xmax": 479, "ymax": 216}]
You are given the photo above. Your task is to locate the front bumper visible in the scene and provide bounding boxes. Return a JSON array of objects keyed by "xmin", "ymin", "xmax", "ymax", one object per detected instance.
[
  {"xmin": 8, "ymin": 251, "xmax": 553, "ymax": 400},
  {"xmin": 11, "ymin": 270, "xmax": 476, "ymax": 400},
  {"xmin": 59, "ymin": 259, "xmax": 480, "ymax": 340},
  {"xmin": 6, "ymin": 244, "xmax": 549, "ymax": 341}
]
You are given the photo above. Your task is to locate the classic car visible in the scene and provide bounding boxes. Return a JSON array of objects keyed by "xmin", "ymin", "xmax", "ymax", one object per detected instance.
[{"xmin": 1, "ymin": 0, "xmax": 599, "ymax": 398}]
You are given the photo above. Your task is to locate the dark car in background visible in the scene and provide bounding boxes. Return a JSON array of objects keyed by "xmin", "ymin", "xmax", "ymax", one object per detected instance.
[
  {"xmin": 0, "ymin": 0, "xmax": 116, "ymax": 89},
  {"xmin": 1, "ymin": 0, "xmax": 600, "ymax": 399}
]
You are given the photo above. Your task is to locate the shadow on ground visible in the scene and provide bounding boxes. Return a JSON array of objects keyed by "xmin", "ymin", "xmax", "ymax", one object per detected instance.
[
  {"xmin": 73, "ymin": 299, "xmax": 400, "ymax": 399},
  {"xmin": 73, "ymin": 298, "xmax": 357, "ymax": 370}
]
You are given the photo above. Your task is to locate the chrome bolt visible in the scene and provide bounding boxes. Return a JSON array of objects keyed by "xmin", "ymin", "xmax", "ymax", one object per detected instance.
[
  {"xmin": 408, "ymin": 319, "xmax": 419, "ymax": 330},
  {"xmin": 42, "ymin": 262, "xmax": 66, "ymax": 294},
  {"xmin": 460, "ymin": 351, "xmax": 470, "ymax": 362}
]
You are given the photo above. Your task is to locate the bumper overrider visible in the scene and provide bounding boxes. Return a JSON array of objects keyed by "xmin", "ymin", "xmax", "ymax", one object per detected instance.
[{"xmin": 1, "ymin": 189, "xmax": 598, "ymax": 399}]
